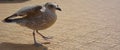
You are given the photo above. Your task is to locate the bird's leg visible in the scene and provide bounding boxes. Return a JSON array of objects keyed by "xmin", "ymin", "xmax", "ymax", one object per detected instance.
[
  {"xmin": 36, "ymin": 30, "xmax": 53, "ymax": 40},
  {"xmin": 33, "ymin": 30, "xmax": 42, "ymax": 47},
  {"xmin": 33, "ymin": 30, "xmax": 37, "ymax": 44}
]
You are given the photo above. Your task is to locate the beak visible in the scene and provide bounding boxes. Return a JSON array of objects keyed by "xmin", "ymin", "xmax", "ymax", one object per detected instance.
[{"xmin": 56, "ymin": 7, "xmax": 62, "ymax": 11}]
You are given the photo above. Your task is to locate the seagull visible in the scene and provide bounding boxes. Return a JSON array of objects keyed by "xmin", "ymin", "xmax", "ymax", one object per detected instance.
[{"xmin": 3, "ymin": 2, "xmax": 61, "ymax": 46}]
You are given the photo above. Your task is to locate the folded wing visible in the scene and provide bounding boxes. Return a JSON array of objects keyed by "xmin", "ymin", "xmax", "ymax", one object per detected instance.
[{"xmin": 3, "ymin": 5, "xmax": 42, "ymax": 23}]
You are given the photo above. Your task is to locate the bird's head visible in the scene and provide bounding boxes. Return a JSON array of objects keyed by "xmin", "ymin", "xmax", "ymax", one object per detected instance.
[{"xmin": 45, "ymin": 2, "xmax": 62, "ymax": 11}]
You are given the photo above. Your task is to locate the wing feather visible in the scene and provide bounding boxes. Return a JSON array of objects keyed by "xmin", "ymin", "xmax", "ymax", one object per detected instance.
[{"xmin": 16, "ymin": 5, "xmax": 42, "ymax": 16}]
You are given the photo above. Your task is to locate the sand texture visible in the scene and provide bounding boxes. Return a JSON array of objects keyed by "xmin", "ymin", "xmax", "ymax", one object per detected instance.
[{"xmin": 0, "ymin": 0, "xmax": 120, "ymax": 50}]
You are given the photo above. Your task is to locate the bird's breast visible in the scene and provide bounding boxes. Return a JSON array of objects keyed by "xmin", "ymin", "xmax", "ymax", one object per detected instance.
[
  {"xmin": 24, "ymin": 13, "xmax": 57, "ymax": 30},
  {"xmin": 17, "ymin": 11, "xmax": 57, "ymax": 30}
]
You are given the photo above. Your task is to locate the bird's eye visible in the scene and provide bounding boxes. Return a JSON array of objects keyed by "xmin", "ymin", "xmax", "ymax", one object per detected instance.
[{"xmin": 49, "ymin": 5, "xmax": 54, "ymax": 8}]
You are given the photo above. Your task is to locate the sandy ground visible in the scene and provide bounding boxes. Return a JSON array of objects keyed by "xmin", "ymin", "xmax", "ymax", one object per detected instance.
[{"xmin": 0, "ymin": 0, "xmax": 120, "ymax": 50}]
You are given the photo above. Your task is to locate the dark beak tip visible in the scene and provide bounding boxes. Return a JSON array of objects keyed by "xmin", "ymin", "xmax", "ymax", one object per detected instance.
[
  {"xmin": 59, "ymin": 9, "xmax": 62, "ymax": 11},
  {"xmin": 56, "ymin": 8, "xmax": 62, "ymax": 11}
]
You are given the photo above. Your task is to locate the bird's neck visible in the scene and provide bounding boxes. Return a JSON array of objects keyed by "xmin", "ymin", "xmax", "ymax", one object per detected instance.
[
  {"xmin": 46, "ymin": 8, "xmax": 56, "ymax": 14},
  {"xmin": 45, "ymin": 8, "xmax": 57, "ymax": 17}
]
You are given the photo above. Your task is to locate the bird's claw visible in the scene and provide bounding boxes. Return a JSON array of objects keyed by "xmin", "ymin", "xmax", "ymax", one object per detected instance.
[{"xmin": 43, "ymin": 36, "xmax": 53, "ymax": 40}]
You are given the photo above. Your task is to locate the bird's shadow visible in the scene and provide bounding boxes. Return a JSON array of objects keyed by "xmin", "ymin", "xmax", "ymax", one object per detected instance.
[
  {"xmin": 0, "ymin": 0, "xmax": 29, "ymax": 3},
  {"xmin": 0, "ymin": 42, "xmax": 48, "ymax": 50}
]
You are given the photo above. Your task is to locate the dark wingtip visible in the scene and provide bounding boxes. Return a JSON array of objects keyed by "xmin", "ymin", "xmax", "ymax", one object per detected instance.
[
  {"xmin": 2, "ymin": 14, "xmax": 17, "ymax": 23},
  {"xmin": 2, "ymin": 18, "xmax": 13, "ymax": 23}
]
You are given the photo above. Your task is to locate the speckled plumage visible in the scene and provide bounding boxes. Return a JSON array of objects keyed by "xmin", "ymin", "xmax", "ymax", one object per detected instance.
[
  {"xmin": 3, "ymin": 2, "xmax": 61, "ymax": 46},
  {"xmin": 5, "ymin": 3, "xmax": 58, "ymax": 30},
  {"xmin": 17, "ymin": 6, "xmax": 57, "ymax": 30}
]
